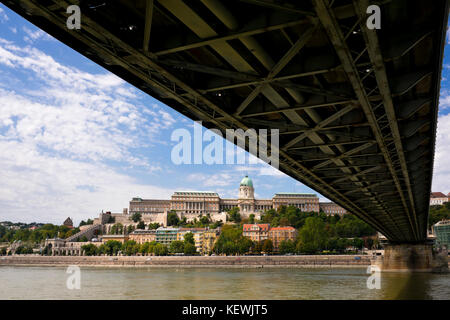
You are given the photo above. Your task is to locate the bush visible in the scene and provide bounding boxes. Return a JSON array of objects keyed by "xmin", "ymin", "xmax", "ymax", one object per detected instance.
[
  {"xmin": 184, "ymin": 242, "xmax": 197, "ymax": 255},
  {"xmin": 131, "ymin": 212, "xmax": 142, "ymax": 223},
  {"xmin": 81, "ymin": 243, "xmax": 98, "ymax": 256},
  {"xmin": 122, "ymin": 240, "xmax": 138, "ymax": 256},
  {"xmin": 169, "ymin": 240, "xmax": 185, "ymax": 254},
  {"xmin": 167, "ymin": 211, "xmax": 180, "ymax": 226},
  {"xmin": 136, "ymin": 221, "xmax": 145, "ymax": 230},
  {"xmin": 279, "ymin": 240, "xmax": 295, "ymax": 254},
  {"xmin": 154, "ymin": 243, "xmax": 168, "ymax": 256}
]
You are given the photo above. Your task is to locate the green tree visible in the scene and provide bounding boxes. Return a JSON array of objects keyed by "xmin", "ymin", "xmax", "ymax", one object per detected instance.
[
  {"xmin": 102, "ymin": 240, "xmax": 122, "ymax": 255},
  {"xmin": 131, "ymin": 212, "xmax": 142, "ymax": 223},
  {"xmin": 262, "ymin": 239, "xmax": 273, "ymax": 254},
  {"xmin": 297, "ymin": 216, "xmax": 327, "ymax": 254},
  {"xmin": 237, "ymin": 237, "xmax": 252, "ymax": 255},
  {"xmin": 148, "ymin": 223, "xmax": 160, "ymax": 230},
  {"xmin": 213, "ymin": 225, "xmax": 251, "ymax": 255},
  {"xmin": 199, "ymin": 215, "xmax": 211, "ymax": 225},
  {"xmin": 326, "ymin": 237, "xmax": 338, "ymax": 251},
  {"xmin": 184, "ymin": 242, "xmax": 197, "ymax": 255},
  {"xmin": 122, "ymin": 240, "xmax": 138, "ymax": 256},
  {"xmin": 110, "ymin": 223, "xmax": 123, "ymax": 235},
  {"xmin": 184, "ymin": 232, "xmax": 195, "ymax": 245},
  {"xmin": 251, "ymin": 241, "xmax": 262, "ymax": 255},
  {"xmin": 169, "ymin": 240, "xmax": 185, "ymax": 253},
  {"xmin": 81, "ymin": 243, "xmax": 98, "ymax": 256},
  {"xmin": 79, "ymin": 219, "xmax": 94, "ymax": 227},
  {"xmin": 126, "ymin": 225, "xmax": 135, "ymax": 234},
  {"xmin": 136, "ymin": 221, "xmax": 145, "ymax": 230},
  {"xmin": 279, "ymin": 240, "xmax": 295, "ymax": 254},
  {"xmin": 154, "ymin": 243, "xmax": 168, "ymax": 256},
  {"xmin": 227, "ymin": 207, "xmax": 241, "ymax": 223},
  {"xmin": 167, "ymin": 211, "xmax": 180, "ymax": 226},
  {"xmin": 249, "ymin": 214, "xmax": 255, "ymax": 224},
  {"xmin": 352, "ymin": 238, "xmax": 364, "ymax": 250},
  {"xmin": 429, "ymin": 204, "xmax": 450, "ymax": 227}
]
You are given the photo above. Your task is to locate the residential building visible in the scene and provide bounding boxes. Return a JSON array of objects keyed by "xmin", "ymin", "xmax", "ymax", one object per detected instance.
[
  {"xmin": 202, "ymin": 228, "xmax": 220, "ymax": 254},
  {"xmin": 128, "ymin": 229, "xmax": 156, "ymax": 244},
  {"xmin": 101, "ymin": 234, "xmax": 129, "ymax": 243},
  {"xmin": 433, "ymin": 220, "xmax": 450, "ymax": 247},
  {"xmin": 177, "ymin": 227, "xmax": 208, "ymax": 253},
  {"xmin": 268, "ymin": 226, "xmax": 298, "ymax": 251},
  {"xmin": 155, "ymin": 227, "xmax": 179, "ymax": 246},
  {"xmin": 430, "ymin": 192, "xmax": 449, "ymax": 206},
  {"xmin": 242, "ymin": 224, "xmax": 270, "ymax": 242}
]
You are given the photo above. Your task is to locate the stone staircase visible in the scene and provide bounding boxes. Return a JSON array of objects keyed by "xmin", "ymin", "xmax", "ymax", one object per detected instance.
[{"xmin": 66, "ymin": 224, "xmax": 102, "ymax": 242}]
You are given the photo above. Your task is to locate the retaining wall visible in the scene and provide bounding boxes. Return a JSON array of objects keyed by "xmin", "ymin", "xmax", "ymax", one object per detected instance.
[{"xmin": 0, "ymin": 255, "xmax": 371, "ymax": 268}]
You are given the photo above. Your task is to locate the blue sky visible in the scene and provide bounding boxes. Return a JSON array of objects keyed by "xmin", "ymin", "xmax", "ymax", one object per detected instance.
[{"xmin": 0, "ymin": 5, "xmax": 449, "ymax": 224}]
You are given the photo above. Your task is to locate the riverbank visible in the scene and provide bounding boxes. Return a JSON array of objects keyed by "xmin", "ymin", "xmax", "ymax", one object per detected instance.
[{"xmin": 0, "ymin": 255, "xmax": 372, "ymax": 268}]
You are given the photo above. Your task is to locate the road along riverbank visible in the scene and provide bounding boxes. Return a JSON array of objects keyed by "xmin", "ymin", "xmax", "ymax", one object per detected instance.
[{"xmin": 0, "ymin": 255, "xmax": 371, "ymax": 268}]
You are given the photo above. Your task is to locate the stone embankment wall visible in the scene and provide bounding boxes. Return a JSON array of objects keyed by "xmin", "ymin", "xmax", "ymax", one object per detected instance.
[{"xmin": 0, "ymin": 255, "xmax": 371, "ymax": 268}]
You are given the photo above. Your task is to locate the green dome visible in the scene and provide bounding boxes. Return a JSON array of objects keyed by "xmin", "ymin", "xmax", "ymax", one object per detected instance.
[{"xmin": 240, "ymin": 176, "xmax": 253, "ymax": 188}]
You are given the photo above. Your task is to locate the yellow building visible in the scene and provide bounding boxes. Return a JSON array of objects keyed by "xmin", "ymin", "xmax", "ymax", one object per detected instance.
[
  {"xmin": 177, "ymin": 228, "xmax": 207, "ymax": 253},
  {"xmin": 177, "ymin": 227, "xmax": 220, "ymax": 254},
  {"xmin": 129, "ymin": 229, "xmax": 156, "ymax": 244},
  {"xmin": 242, "ymin": 224, "xmax": 270, "ymax": 242},
  {"xmin": 268, "ymin": 226, "xmax": 298, "ymax": 251},
  {"xmin": 202, "ymin": 229, "xmax": 220, "ymax": 254},
  {"xmin": 101, "ymin": 234, "xmax": 129, "ymax": 243}
]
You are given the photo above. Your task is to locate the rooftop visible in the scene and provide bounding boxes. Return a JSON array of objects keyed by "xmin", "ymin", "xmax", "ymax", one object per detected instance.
[
  {"xmin": 130, "ymin": 229, "xmax": 156, "ymax": 234},
  {"xmin": 270, "ymin": 226, "xmax": 296, "ymax": 231},
  {"xmin": 434, "ymin": 220, "xmax": 450, "ymax": 226},
  {"xmin": 243, "ymin": 223, "xmax": 270, "ymax": 232},
  {"xmin": 240, "ymin": 176, "xmax": 253, "ymax": 188},
  {"xmin": 174, "ymin": 191, "xmax": 218, "ymax": 196},
  {"xmin": 274, "ymin": 193, "xmax": 317, "ymax": 197},
  {"xmin": 430, "ymin": 192, "xmax": 447, "ymax": 198}
]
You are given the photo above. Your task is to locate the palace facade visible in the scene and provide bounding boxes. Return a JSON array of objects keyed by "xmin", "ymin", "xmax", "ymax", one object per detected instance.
[{"xmin": 129, "ymin": 176, "xmax": 346, "ymax": 224}]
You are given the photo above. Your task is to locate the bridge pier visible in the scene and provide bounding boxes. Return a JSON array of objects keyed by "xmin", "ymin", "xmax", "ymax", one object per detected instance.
[{"xmin": 372, "ymin": 243, "xmax": 448, "ymax": 272}]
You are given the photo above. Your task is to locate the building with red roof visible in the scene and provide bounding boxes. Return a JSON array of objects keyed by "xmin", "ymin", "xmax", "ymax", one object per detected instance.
[
  {"xmin": 242, "ymin": 223, "xmax": 270, "ymax": 242},
  {"xmin": 268, "ymin": 226, "xmax": 298, "ymax": 251},
  {"xmin": 430, "ymin": 192, "xmax": 449, "ymax": 206}
]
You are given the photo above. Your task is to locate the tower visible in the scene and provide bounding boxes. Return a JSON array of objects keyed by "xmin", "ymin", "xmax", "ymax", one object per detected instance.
[
  {"xmin": 239, "ymin": 175, "xmax": 254, "ymax": 199},
  {"xmin": 238, "ymin": 175, "xmax": 255, "ymax": 216}
]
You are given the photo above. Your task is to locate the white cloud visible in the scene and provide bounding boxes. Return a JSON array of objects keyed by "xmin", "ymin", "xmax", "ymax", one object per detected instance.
[
  {"xmin": 432, "ymin": 113, "xmax": 450, "ymax": 192},
  {"xmin": 0, "ymin": 37, "xmax": 177, "ymax": 224},
  {"xmin": 0, "ymin": 139, "xmax": 174, "ymax": 224},
  {"xmin": 22, "ymin": 26, "xmax": 54, "ymax": 43},
  {"xmin": 447, "ymin": 26, "xmax": 450, "ymax": 44},
  {"xmin": 0, "ymin": 7, "xmax": 8, "ymax": 23},
  {"xmin": 439, "ymin": 89, "xmax": 450, "ymax": 110},
  {"xmin": 186, "ymin": 172, "xmax": 233, "ymax": 187}
]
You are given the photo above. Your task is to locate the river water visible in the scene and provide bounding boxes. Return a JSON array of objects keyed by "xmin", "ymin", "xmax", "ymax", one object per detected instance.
[{"xmin": 0, "ymin": 266, "xmax": 449, "ymax": 299}]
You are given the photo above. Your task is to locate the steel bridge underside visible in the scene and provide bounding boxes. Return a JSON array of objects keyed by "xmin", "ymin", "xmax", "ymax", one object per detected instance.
[{"xmin": 3, "ymin": 0, "xmax": 448, "ymax": 242}]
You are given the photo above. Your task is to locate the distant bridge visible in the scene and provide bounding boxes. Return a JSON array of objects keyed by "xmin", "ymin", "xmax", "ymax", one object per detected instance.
[{"xmin": 3, "ymin": 0, "xmax": 448, "ymax": 244}]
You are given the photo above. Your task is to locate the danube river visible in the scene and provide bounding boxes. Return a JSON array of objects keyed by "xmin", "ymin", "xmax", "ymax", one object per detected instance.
[{"xmin": 0, "ymin": 266, "xmax": 449, "ymax": 299}]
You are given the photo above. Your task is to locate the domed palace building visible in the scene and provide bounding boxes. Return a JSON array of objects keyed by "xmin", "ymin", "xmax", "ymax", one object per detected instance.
[{"xmin": 128, "ymin": 176, "xmax": 346, "ymax": 224}]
